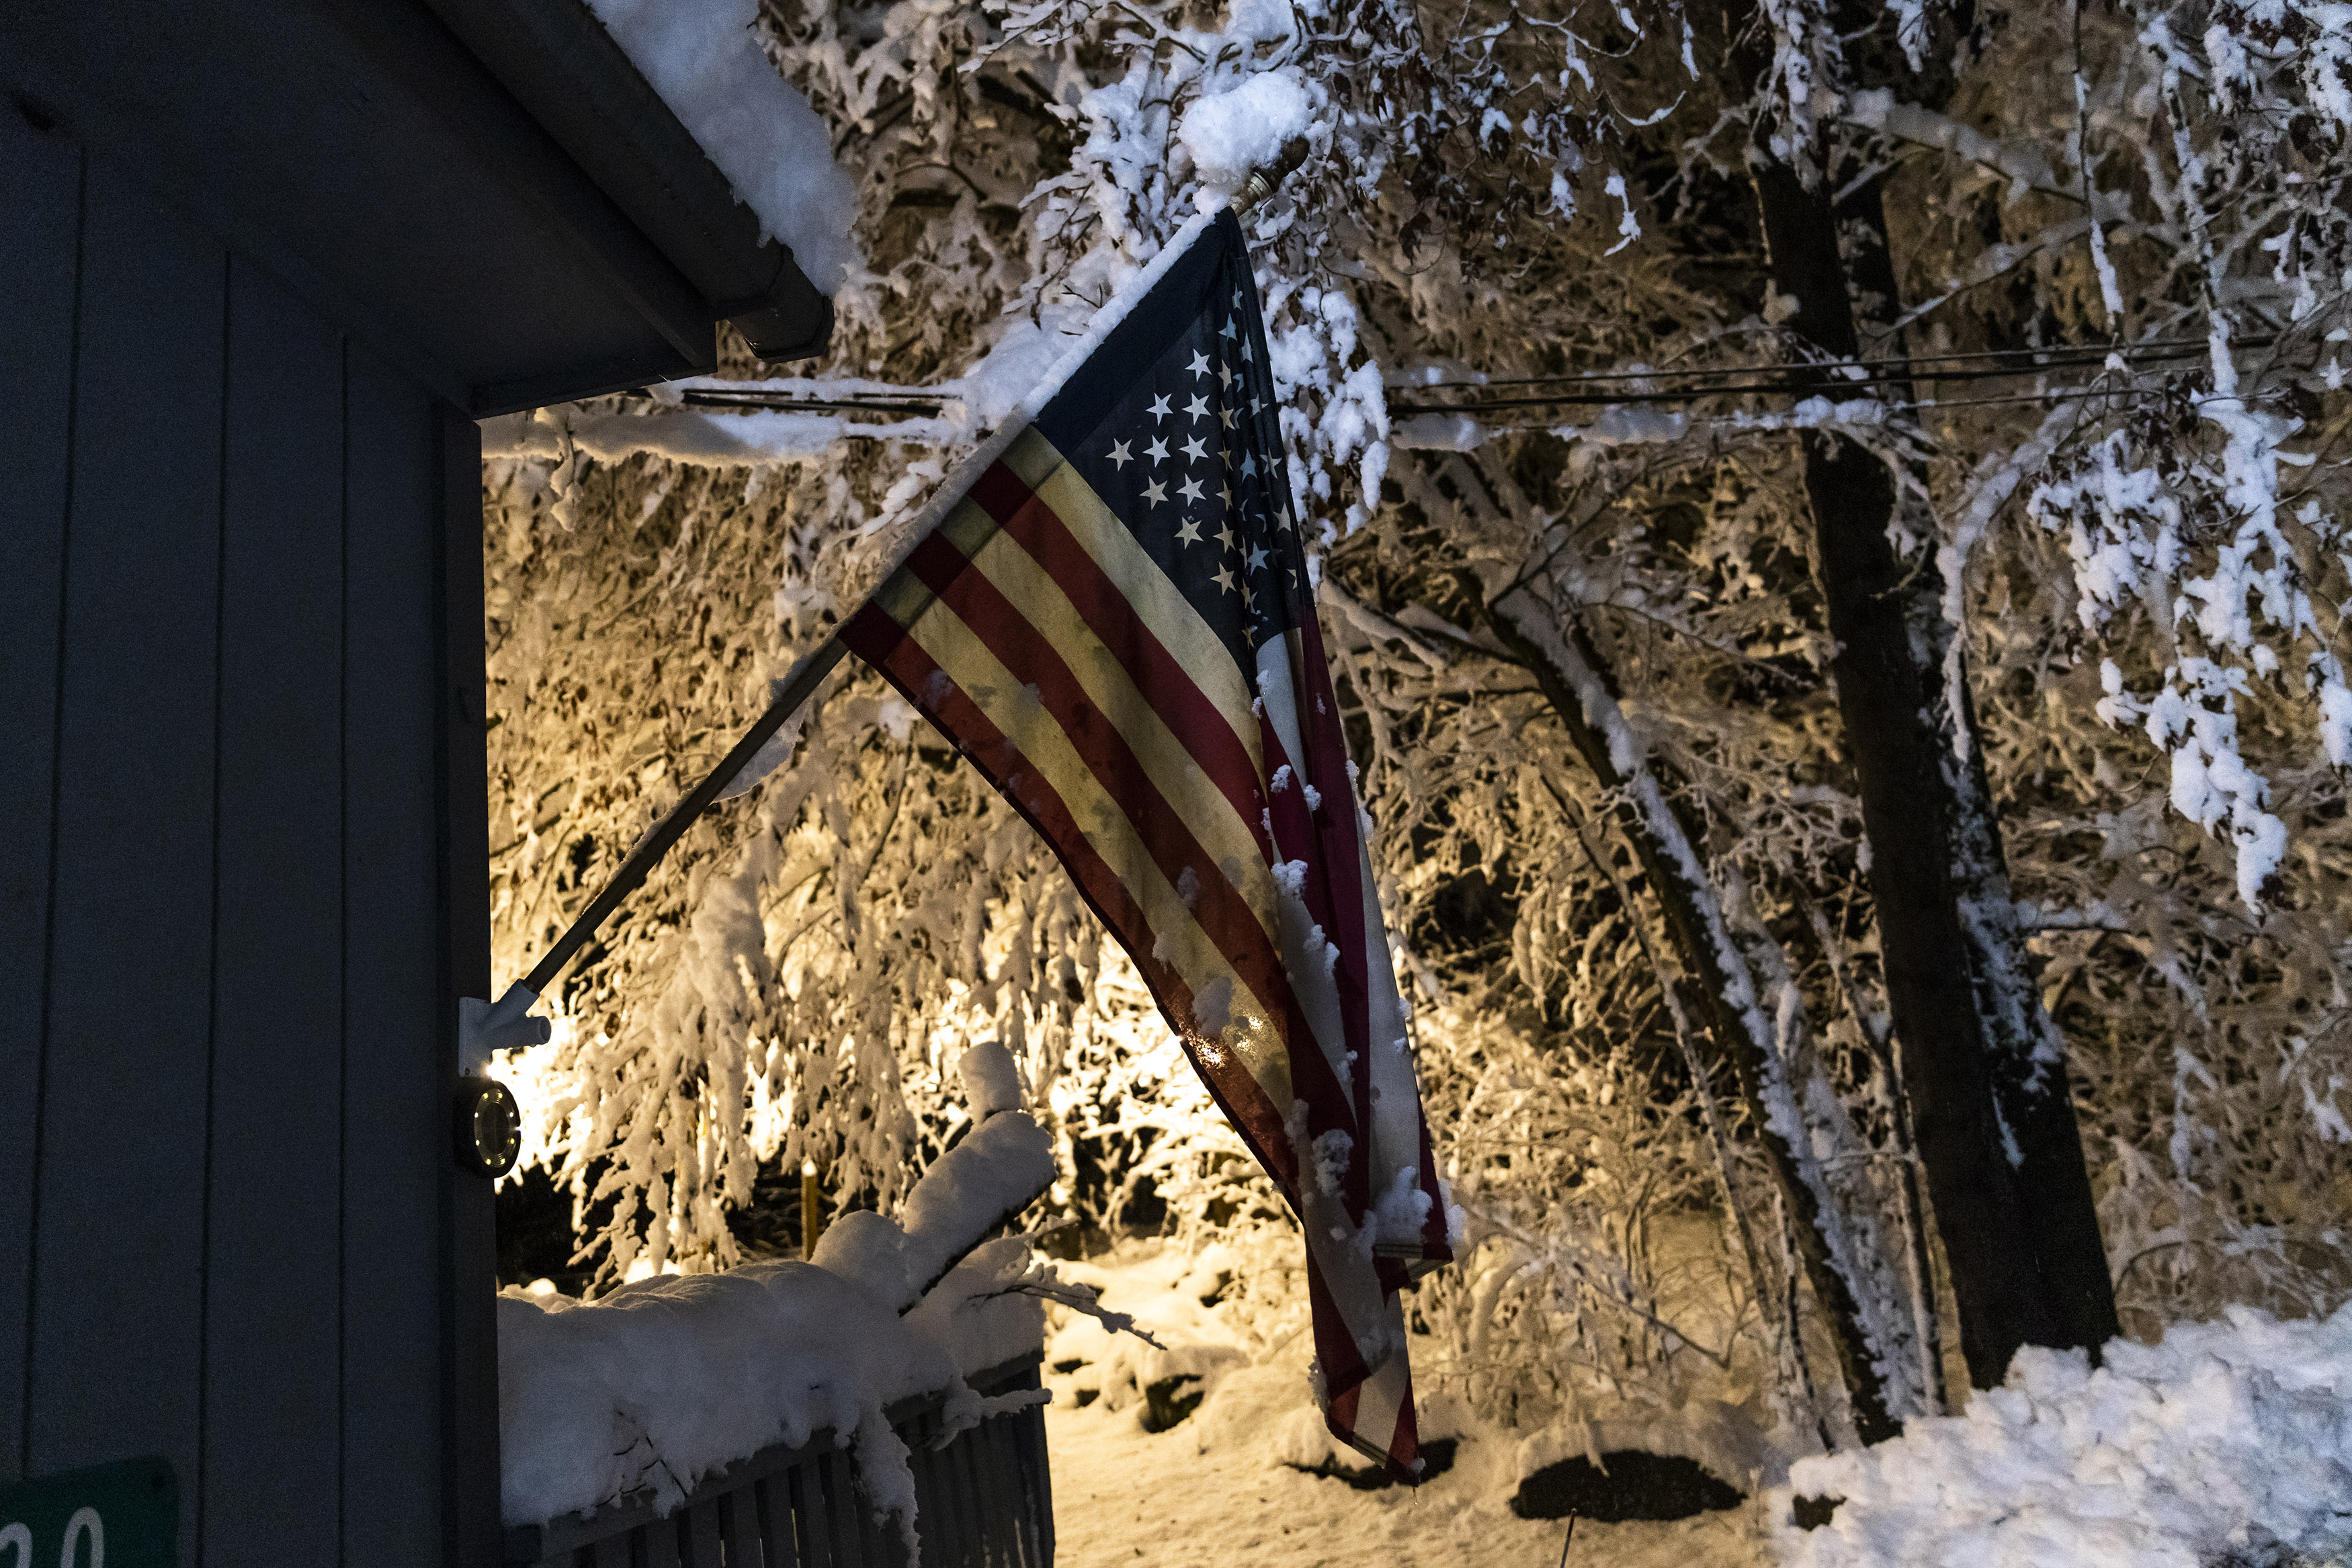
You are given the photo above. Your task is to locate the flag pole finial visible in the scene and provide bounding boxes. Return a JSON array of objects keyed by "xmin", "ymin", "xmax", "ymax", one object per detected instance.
[{"xmin": 1232, "ymin": 137, "xmax": 1311, "ymax": 214}]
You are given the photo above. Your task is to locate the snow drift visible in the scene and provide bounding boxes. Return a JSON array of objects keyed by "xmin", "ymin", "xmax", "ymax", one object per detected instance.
[{"xmin": 1774, "ymin": 1303, "xmax": 2352, "ymax": 1568}]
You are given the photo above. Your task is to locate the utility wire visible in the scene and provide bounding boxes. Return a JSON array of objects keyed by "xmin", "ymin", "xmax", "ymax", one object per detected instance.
[
  {"xmin": 1390, "ymin": 380, "xmax": 2121, "ymax": 415},
  {"xmin": 1389, "ymin": 348, "xmax": 2304, "ymax": 416},
  {"xmin": 643, "ymin": 333, "xmax": 2279, "ymax": 421},
  {"xmin": 1395, "ymin": 344, "xmax": 2162, "ymax": 390},
  {"xmin": 650, "ymin": 333, "xmax": 2290, "ymax": 423},
  {"xmin": 1388, "ymin": 359, "xmax": 2169, "ymax": 413},
  {"xmin": 1385, "ymin": 332, "xmax": 2276, "ymax": 394},
  {"xmin": 1417, "ymin": 384, "xmax": 2267, "ymax": 436}
]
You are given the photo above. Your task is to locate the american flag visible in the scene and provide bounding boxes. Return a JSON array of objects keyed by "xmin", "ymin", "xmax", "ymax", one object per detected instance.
[{"xmin": 839, "ymin": 211, "xmax": 1454, "ymax": 1477}]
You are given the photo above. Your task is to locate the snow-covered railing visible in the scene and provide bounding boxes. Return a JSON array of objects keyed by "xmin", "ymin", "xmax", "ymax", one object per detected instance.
[
  {"xmin": 503, "ymin": 1351, "xmax": 1050, "ymax": 1568},
  {"xmin": 498, "ymin": 1046, "xmax": 1063, "ymax": 1567}
]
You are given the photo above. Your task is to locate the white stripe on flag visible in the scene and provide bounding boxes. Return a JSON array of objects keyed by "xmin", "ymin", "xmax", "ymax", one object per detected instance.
[{"xmin": 1347, "ymin": 1302, "xmax": 1413, "ymax": 1462}]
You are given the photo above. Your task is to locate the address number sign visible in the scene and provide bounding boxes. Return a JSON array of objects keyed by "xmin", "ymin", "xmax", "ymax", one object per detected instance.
[{"xmin": 0, "ymin": 1458, "xmax": 175, "ymax": 1568}]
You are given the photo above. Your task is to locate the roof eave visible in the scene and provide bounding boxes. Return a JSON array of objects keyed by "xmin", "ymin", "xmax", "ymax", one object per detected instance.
[{"xmin": 423, "ymin": 0, "xmax": 834, "ymax": 366}]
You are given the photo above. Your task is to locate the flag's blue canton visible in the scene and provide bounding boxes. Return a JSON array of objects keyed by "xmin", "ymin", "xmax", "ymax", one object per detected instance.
[{"xmin": 1032, "ymin": 215, "xmax": 1306, "ymax": 684}]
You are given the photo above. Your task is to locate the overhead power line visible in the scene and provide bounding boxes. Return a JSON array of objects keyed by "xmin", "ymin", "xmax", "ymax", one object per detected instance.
[
  {"xmin": 1394, "ymin": 384, "xmax": 2279, "ymax": 436},
  {"xmin": 1382, "ymin": 332, "xmax": 2283, "ymax": 410},
  {"xmin": 1385, "ymin": 334, "xmax": 2296, "ymax": 417},
  {"xmin": 628, "ymin": 332, "xmax": 2293, "ymax": 426}
]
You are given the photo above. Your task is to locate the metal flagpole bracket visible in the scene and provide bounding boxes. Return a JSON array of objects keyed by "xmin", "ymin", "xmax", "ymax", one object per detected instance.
[
  {"xmin": 454, "ymin": 982, "xmax": 542, "ymax": 1178},
  {"xmin": 458, "ymin": 979, "xmax": 552, "ymax": 1077}
]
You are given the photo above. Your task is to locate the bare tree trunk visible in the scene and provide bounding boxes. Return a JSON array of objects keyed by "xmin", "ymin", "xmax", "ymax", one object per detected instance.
[
  {"xmin": 1718, "ymin": 1, "xmax": 2122, "ymax": 1386},
  {"xmin": 1479, "ymin": 593, "xmax": 1900, "ymax": 1442},
  {"xmin": 1560, "ymin": 793, "xmax": 1835, "ymax": 1446},
  {"xmin": 1365, "ymin": 453, "xmax": 1902, "ymax": 1440}
]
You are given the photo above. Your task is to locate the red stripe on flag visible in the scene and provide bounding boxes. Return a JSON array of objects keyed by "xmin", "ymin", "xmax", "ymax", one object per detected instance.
[
  {"xmin": 1251, "ymin": 718, "xmax": 1372, "ymax": 1196},
  {"xmin": 1277, "ymin": 619, "xmax": 1453, "ymax": 1262},
  {"xmin": 894, "ymin": 530, "xmax": 1339, "ymax": 1090},
  {"xmin": 1257, "ymin": 721, "xmax": 1318, "ymax": 872},
  {"xmin": 1389, "ymin": 1393, "xmax": 1421, "ymax": 1474},
  {"xmin": 840, "ymin": 597, "xmax": 1298, "ymax": 1184},
  {"xmin": 1303, "ymin": 1247, "xmax": 1372, "ymax": 1397},
  {"xmin": 968, "ymin": 462, "xmax": 1274, "ymax": 865},
  {"xmin": 1280, "ymin": 622, "xmax": 1384, "ymax": 1199}
]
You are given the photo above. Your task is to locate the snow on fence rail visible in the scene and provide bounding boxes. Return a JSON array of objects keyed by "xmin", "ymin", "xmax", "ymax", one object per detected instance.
[
  {"xmin": 500, "ymin": 1046, "xmax": 1061, "ymax": 1565},
  {"xmin": 503, "ymin": 1352, "xmax": 1051, "ymax": 1568}
]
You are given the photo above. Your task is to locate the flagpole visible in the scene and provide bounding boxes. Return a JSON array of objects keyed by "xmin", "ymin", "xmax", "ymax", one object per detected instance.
[
  {"xmin": 461, "ymin": 146, "xmax": 1312, "ymax": 1070},
  {"xmin": 459, "ymin": 635, "xmax": 847, "ymax": 1068},
  {"xmin": 458, "ymin": 400, "xmax": 1025, "ymax": 1065}
]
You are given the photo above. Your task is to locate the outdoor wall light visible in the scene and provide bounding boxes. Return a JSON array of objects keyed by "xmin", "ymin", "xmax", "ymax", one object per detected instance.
[{"xmin": 456, "ymin": 1078, "xmax": 522, "ymax": 1178}]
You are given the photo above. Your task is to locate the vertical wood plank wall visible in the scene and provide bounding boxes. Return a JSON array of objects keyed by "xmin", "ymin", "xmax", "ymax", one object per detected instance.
[{"xmin": 0, "ymin": 109, "xmax": 502, "ymax": 1567}]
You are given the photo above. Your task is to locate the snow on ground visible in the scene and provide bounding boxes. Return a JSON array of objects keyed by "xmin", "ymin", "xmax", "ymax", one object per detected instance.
[
  {"xmin": 1774, "ymin": 1303, "xmax": 2352, "ymax": 1568},
  {"xmin": 1042, "ymin": 1241, "xmax": 2352, "ymax": 1568},
  {"xmin": 1047, "ymin": 1390, "xmax": 1770, "ymax": 1568},
  {"xmin": 1042, "ymin": 1242, "xmax": 1771, "ymax": 1568}
]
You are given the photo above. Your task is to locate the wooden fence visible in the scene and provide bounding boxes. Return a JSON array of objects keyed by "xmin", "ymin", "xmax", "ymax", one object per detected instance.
[{"xmin": 504, "ymin": 1354, "xmax": 1053, "ymax": 1568}]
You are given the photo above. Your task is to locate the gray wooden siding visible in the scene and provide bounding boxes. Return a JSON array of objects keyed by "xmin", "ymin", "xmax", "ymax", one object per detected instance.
[
  {"xmin": 0, "ymin": 109, "xmax": 501, "ymax": 1567},
  {"xmin": 0, "ymin": 90, "xmax": 81, "ymax": 1499}
]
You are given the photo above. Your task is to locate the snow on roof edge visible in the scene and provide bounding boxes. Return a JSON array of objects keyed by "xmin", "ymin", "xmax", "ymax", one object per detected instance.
[{"xmin": 582, "ymin": 0, "xmax": 859, "ymax": 297}]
